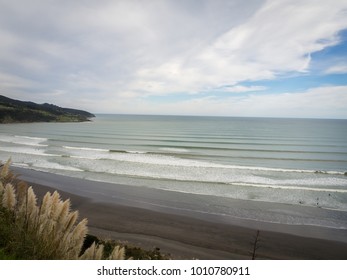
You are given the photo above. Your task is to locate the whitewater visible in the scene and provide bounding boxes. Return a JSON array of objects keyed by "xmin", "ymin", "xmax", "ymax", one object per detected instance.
[{"xmin": 1, "ymin": 115, "xmax": 347, "ymax": 229}]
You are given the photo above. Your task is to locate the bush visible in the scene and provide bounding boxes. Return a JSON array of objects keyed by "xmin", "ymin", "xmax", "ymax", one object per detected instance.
[
  {"xmin": 0, "ymin": 159, "xmax": 125, "ymax": 260},
  {"xmin": 84, "ymin": 235, "xmax": 170, "ymax": 260}
]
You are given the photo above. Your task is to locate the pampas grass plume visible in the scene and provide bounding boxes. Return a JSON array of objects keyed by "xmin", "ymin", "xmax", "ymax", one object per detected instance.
[
  {"xmin": 79, "ymin": 242, "xmax": 104, "ymax": 260},
  {"xmin": 63, "ymin": 210, "xmax": 79, "ymax": 236},
  {"xmin": 50, "ymin": 191, "xmax": 61, "ymax": 219},
  {"xmin": 108, "ymin": 245, "xmax": 126, "ymax": 260},
  {"xmin": 94, "ymin": 244, "xmax": 104, "ymax": 260},
  {"xmin": 0, "ymin": 181, "xmax": 4, "ymax": 194},
  {"xmin": 79, "ymin": 242, "xmax": 97, "ymax": 260},
  {"xmin": 40, "ymin": 192, "xmax": 52, "ymax": 217},
  {"xmin": 72, "ymin": 218, "xmax": 88, "ymax": 241},
  {"xmin": 27, "ymin": 186, "xmax": 38, "ymax": 222},
  {"xmin": 2, "ymin": 183, "xmax": 16, "ymax": 210},
  {"xmin": 17, "ymin": 181, "xmax": 28, "ymax": 206},
  {"xmin": 0, "ymin": 159, "xmax": 128, "ymax": 260},
  {"xmin": 56, "ymin": 199, "xmax": 71, "ymax": 228},
  {"xmin": 67, "ymin": 218, "xmax": 88, "ymax": 259},
  {"xmin": 0, "ymin": 158, "xmax": 11, "ymax": 178}
]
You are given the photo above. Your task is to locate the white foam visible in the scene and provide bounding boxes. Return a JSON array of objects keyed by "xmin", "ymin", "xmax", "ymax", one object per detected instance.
[
  {"xmin": 32, "ymin": 161, "xmax": 83, "ymax": 172},
  {"xmin": 12, "ymin": 162, "xmax": 30, "ymax": 168},
  {"xmin": 227, "ymin": 182, "xmax": 347, "ymax": 193},
  {"xmin": 126, "ymin": 150, "xmax": 148, "ymax": 154},
  {"xmin": 159, "ymin": 147, "xmax": 190, "ymax": 153},
  {"xmin": 0, "ymin": 135, "xmax": 48, "ymax": 146},
  {"xmin": 0, "ymin": 146, "xmax": 57, "ymax": 157},
  {"xmin": 37, "ymin": 141, "xmax": 343, "ymax": 176},
  {"xmin": 61, "ymin": 146, "xmax": 346, "ymax": 176},
  {"xmin": 63, "ymin": 146, "xmax": 109, "ymax": 152},
  {"xmin": 107, "ymin": 169, "xmax": 347, "ymax": 193},
  {"xmin": 15, "ymin": 135, "xmax": 47, "ymax": 141},
  {"xmin": 112, "ymin": 154, "xmax": 343, "ymax": 176},
  {"xmin": 216, "ymin": 164, "xmax": 345, "ymax": 175}
]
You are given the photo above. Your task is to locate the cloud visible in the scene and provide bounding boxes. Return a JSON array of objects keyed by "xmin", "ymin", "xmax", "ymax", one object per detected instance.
[
  {"xmin": 0, "ymin": 72, "xmax": 36, "ymax": 91},
  {"xmin": 129, "ymin": 0, "xmax": 347, "ymax": 97},
  {"xmin": 73, "ymin": 85, "xmax": 347, "ymax": 119},
  {"xmin": 0, "ymin": 0, "xmax": 346, "ymax": 117},
  {"xmin": 110, "ymin": 86, "xmax": 346, "ymax": 119},
  {"xmin": 233, "ymin": 85, "xmax": 347, "ymax": 118},
  {"xmin": 221, "ymin": 85, "xmax": 267, "ymax": 93},
  {"xmin": 325, "ymin": 64, "xmax": 347, "ymax": 74}
]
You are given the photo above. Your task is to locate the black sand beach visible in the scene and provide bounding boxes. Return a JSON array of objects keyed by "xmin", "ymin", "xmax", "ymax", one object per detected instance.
[{"xmin": 13, "ymin": 167, "xmax": 347, "ymax": 260}]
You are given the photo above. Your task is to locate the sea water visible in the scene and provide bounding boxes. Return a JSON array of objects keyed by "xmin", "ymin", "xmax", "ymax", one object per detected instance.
[{"xmin": 1, "ymin": 115, "xmax": 347, "ymax": 229}]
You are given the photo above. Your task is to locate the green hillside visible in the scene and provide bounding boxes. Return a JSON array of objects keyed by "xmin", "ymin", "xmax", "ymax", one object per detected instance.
[{"xmin": 0, "ymin": 95, "xmax": 95, "ymax": 123}]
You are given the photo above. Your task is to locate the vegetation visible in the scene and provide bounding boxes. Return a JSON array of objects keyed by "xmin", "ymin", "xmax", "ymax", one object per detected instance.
[
  {"xmin": 0, "ymin": 95, "xmax": 95, "ymax": 123},
  {"xmin": 0, "ymin": 159, "xmax": 170, "ymax": 260},
  {"xmin": 83, "ymin": 235, "xmax": 170, "ymax": 260},
  {"xmin": 0, "ymin": 159, "xmax": 124, "ymax": 260}
]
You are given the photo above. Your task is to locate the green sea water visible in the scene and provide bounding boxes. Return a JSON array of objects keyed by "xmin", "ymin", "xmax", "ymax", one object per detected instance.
[{"xmin": 1, "ymin": 115, "xmax": 347, "ymax": 229}]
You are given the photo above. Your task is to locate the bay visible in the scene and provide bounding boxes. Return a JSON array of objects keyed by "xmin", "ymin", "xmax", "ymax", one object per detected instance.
[{"xmin": 1, "ymin": 115, "xmax": 347, "ymax": 229}]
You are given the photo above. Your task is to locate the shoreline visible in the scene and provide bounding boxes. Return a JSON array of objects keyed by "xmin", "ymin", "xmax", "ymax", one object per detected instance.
[{"xmin": 12, "ymin": 166, "xmax": 347, "ymax": 259}]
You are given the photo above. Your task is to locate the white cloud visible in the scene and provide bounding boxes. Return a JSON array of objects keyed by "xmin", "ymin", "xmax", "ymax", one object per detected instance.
[
  {"xmin": 222, "ymin": 85, "xmax": 267, "ymax": 93},
  {"xmin": 77, "ymin": 85, "xmax": 347, "ymax": 119},
  {"xmin": 129, "ymin": 0, "xmax": 347, "ymax": 96},
  {"xmin": 0, "ymin": 72, "xmax": 36, "ymax": 91},
  {"xmin": 325, "ymin": 64, "xmax": 347, "ymax": 74},
  {"xmin": 109, "ymin": 86, "xmax": 346, "ymax": 118},
  {"xmin": 0, "ymin": 0, "xmax": 347, "ymax": 117},
  {"xmin": 233, "ymin": 86, "xmax": 347, "ymax": 118}
]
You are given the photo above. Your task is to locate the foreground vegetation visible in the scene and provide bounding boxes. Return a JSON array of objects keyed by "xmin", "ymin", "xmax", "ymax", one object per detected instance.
[
  {"xmin": 0, "ymin": 159, "xmax": 124, "ymax": 259},
  {"xmin": 0, "ymin": 159, "xmax": 169, "ymax": 260}
]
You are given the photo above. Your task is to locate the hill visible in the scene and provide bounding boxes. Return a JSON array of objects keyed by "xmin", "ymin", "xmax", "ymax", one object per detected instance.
[{"xmin": 0, "ymin": 95, "xmax": 95, "ymax": 123}]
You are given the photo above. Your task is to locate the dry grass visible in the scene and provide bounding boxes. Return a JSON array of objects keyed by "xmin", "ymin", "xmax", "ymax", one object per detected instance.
[{"xmin": 0, "ymin": 159, "xmax": 125, "ymax": 260}]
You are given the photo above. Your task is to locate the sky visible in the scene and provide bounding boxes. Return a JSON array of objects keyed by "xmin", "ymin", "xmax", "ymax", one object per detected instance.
[{"xmin": 0, "ymin": 0, "xmax": 347, "ymax": 118}]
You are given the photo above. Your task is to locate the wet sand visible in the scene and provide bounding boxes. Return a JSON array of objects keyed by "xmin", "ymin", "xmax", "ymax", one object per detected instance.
[{"xmin": 13, "ymin": 167, "xmax": 347, "ymax": 260}]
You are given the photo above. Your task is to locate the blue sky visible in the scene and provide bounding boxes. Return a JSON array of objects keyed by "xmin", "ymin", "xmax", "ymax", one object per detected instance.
[{"xmin": 0, "ymin": 0, "xmax": 347, "ymax": 118}]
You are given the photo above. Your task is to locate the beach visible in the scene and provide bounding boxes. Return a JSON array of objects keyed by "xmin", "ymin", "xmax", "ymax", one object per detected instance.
[{"xmin": 13, "ymin": 166, "xmax": 347, "ymax": 260}]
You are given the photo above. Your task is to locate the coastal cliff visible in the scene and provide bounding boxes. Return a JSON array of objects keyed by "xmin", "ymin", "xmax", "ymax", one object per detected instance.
[{"xmin": 0, "ymin": 95, "xmax": 95, "ymax": 123}]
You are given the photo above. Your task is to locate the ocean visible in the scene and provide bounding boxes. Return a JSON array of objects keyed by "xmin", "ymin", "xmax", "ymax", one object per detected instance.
[{"xmin": 1, "ymin": 115, "xmax": 347, "ymax": 230}]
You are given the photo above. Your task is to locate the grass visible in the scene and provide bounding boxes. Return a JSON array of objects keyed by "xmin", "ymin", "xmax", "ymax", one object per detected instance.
[
  {"xmin": 0, "ymin": 159, "xmax": 126, "ymax": 260},
  {"xmin": 83, "ymin": 234, "xmax": 170, "ymax": 260},
  {"xmin": 0, "ymin": 159, "xmax": 170, "ymax": 260},
  {"xmin": 0, "ymin": 248, "xmax": 15, "ymax": 260}
]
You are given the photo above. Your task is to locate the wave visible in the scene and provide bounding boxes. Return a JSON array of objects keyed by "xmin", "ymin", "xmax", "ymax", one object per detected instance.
[
  {"xmin": 72, "ymin": 153, "xmax": 346, "ymax": 189},
  {"xmin": 220, "ymin": 165, "xmax": 346, "ymax": 175},
  {"xmin": 227, "ymin": 182, "xmax": 347, "ymax": 193},
  {"xmin": 5, "ymin": 139, "xmax": 345, "ymax": 176},
  {"xmin": 60, "ymin": 145, "xmax": 347, "ymax": 176},
  {"xmin": 0, "ymin": 134, "xmax": 48, "ymax": 147},
  {"xmin": 159, "ymin": 147, "xmax": 190, "ymax": 153},
  {"xmin": 15, "ymin": 135, "xmax": 47, "ymax": 141},
  {"xmin": 0, "ymin": 146, "xmax": 58, "ymax": 157},
  {"xmin": 63, "ymin": 146, "xmax": 109, "ymax": 152},
  {"xmin": 5, "ymin": 133, "xmax": 345, "ymax": 176},
  {"xmin": 12, "ymin": 162, "xmax": 30, "ymax": 168},
  {"xmin": 126, "ymin": 150, "xmax": 148, "ymax": 154},
  {"xmin": 31, "ymin": 161, "xmax": 84, "ymax": 172},
  {"xmin": 9, "ymin": 159, "xmax": 83, "ymax": 172},
  {"xmin": 145, "ymin": 144, "xmax": 347, "ymax": 155}
]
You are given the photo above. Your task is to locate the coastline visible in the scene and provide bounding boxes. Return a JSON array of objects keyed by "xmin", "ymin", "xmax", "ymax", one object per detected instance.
[{"xmin": 12, "ymin": 166, "xmax": 347, "ymax": 260}]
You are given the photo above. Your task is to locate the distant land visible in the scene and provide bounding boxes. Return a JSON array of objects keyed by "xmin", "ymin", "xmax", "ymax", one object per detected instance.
[{"xmin": 0, "ymin": 95, "xmax": 95, "ymax": 123}]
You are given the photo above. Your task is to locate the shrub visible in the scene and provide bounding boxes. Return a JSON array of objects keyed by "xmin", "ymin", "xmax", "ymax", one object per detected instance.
[
  {"xmin": 0, "ymin": 159, "xmax": 125, "ymax": 260},
  {"xmin": 86, "ymin": 235, "xmax": 170, "ymax": 260}
]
